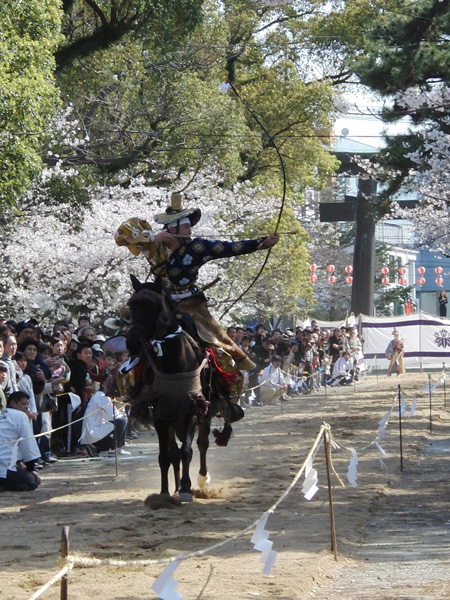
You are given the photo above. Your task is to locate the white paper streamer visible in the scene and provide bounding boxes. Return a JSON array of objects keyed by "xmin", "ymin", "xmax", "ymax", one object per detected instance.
[
  {"xmin": 408, "ymin": 396, "xmax": 417, "ymax": 417},
  {"xmin": 374, "ymin": 441, "xmax": 388, "ymax": 458},
  {"xmin": 302, "ymin": 457, "xmax": 319, "ymax": 500},
  {"xmin": 379, "ymin": 458, "xmax": 388, "ymax": 471},
  {"xmin": 346, "ymin": 448, "xmax": 358, "ymax": 488},
  {"xmin": 378, "ymin": 410, "xmax": 391, "ymax": 429},
  {"xmin": 251, "ymin": 514, "xmax": 278, "ymax": 575},
  {"xmin": 399, "ymin": 393, "xmax": 407, "ymax": 416},
  {"xmin": 151, "ymin": 561, "xmax": 182, "ymax": 600}
]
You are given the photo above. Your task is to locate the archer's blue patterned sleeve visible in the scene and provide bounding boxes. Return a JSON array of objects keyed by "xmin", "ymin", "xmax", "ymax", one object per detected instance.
[{"xmin": 167, "ymin": 237, "xmax": 266, "ymax": 288}]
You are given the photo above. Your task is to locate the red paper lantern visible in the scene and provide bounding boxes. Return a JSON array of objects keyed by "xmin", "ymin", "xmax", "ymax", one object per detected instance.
[
  {"xmin": 435, "ymin": 266, "xmax": 444, "ymax": 275},
  {"xmin": 326, "ymin": 264, "xmax": 335, "ymax": 273},
  {"xmin": 399, "ymin": 276, "xmax": 407, "ymax": 285},
  {"xmin": 329, "ymin": 275, "xmax": 336, "ymax": 284},
  {"xmin": 417, "ymin": 266, "xmax": 425, "ymax": 275},
  {"xmin": 310, "ymin": 263, "xmax": 317, "ymax": 272},
  {"xmin": 436, "ymin": 276, "xmax": 444, "ymax": 287},
  {"xmin": 382, "ymin": 276, "xmax": 390, "ymax": 285},
  {"xmin": 345, "ymin": 265, "xmax": 353, "ymax": 274},
  {"xmin": 345, "ymin": 275, "xmax": 353, "ymax": 285},
  {"xmin": 398, "ymin": 266, "xmax": 406, "ymax": 275},
  {"xmin": 417, "ymin": 276, "xmax": 426, "ymax": 285},
  {"xmin": 309, "ymin": 273, "xmax": 318, "ymax": 283},
  {"xmin": 380, "ymin": 266, "xmax": 389, "ymax": 275}
]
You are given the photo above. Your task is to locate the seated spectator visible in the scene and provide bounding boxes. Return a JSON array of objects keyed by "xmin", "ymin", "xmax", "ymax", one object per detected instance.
[
  {"xmin": 79, "ymin": 379, "xmax": 130, "ymax": 456},
  {"xmin": 0, "ymin": 391, "xmax": 41, "ymax": 491},
  {"xmin": 327, "ymin": 351, "xmax": 354, "ymax": 386},
  {"xmin": 258, "ymin": 355, "xmax": 288, "ymax": 405}
]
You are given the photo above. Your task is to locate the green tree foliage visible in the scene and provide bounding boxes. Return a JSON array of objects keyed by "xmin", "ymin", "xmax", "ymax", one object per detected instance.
[
  {"xmin": 213, "ymin": 206, "xmax": 314, "ymax": 324},
  {"xmin": 56, "ymin": 0, "xmax": 205, "ymax": 69},
  {"xmin": 49, "ymin": 0, "xmax": 340, "ymax": 195},
  {"xmin": 0, "ymin": 0, "xmax": 62, "ymax": 206},
  {"xmin": 349, "ymin": 0, "xmax": 450, "ymax": 197}
]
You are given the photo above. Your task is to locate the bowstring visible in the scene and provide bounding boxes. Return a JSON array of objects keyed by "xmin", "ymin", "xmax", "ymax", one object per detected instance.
[{"xmin": 219, "ymin": 80, "xmax": 287, "ymax": 320}]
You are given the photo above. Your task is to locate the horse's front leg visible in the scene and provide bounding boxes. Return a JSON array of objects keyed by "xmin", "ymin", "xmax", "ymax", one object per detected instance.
[
  {"xmin": 197, "ymin": 418, "xmax": 211, "ymax": 489},
  {"xmin": 155, "ymin": 422, "xmax": 171, "ymax": 496},
  {"xmin": 178, "ymin": 417, "xmax": 197, "ymax": 502},
  {"xmin": 168, "ymin": 425, "xmax": 181, "ymax": 494}
]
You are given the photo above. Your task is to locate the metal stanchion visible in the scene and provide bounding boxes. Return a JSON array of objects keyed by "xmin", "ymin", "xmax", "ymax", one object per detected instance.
[
  {"xmin": 398, "ymin": 385, "xmax": 403, "ymax": 472},
  {"xmin": 443, "ymin": 363, "xmax": 447, "ymax": 410},
  {"xmin": 428, "ymin": 373, "xmax": 433, "ymax": 434}
]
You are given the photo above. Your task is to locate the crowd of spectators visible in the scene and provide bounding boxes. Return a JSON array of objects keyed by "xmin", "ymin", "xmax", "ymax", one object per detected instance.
[
  {"xmin": 0, "ymin": 315, "xmax": 142, "ymax": 492},
  {"xmin": 0, "ymin": 312, "xmax": 366, "ymax": 492},
  {"xmin": 230, "ymin": 322, "xmax": 366, "ymax": 406}
]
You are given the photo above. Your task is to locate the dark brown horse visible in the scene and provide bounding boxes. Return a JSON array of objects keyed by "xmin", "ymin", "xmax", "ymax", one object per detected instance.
[{"xmin": 126, "ymin": 275, "xmax": 237, "ymax": 502}]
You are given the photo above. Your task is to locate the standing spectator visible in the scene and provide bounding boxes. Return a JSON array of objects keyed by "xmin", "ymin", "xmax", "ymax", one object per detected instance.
[
  {"xmin": 1, "ymin": 332, "xmax": 18, "ymax": 396},
  {"xmin": 13, "ymin": 352, "xmax": 37, "ymax": 417},
  {"xmin": 385, "ymin": 330, "xmax": 406, "ymax": 377},
  {"xmin": 439, "ymin": 291, "xmax": 448, "ymax": 318},
  {"xmin": 52, "ymin": 342, "xmax": 95, "ymax": 456},
  {"xmin": 0, "ymin": 361, "xmax": 8, "ymax": 411},
  {"xmin": 328, "ymin": 328, "xmax": 343, "ymax": 369}
]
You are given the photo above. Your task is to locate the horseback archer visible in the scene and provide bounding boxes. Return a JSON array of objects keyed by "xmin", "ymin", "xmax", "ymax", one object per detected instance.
[{"xmin": 115, "ymin": 192, "xmax": 279, "ymax": 374}]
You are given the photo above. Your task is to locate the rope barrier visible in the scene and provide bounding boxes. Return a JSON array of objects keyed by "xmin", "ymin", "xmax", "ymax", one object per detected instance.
[
  {"xmin": 27, "ymin": 564, "xmax": 73, "ymax": 600},
  {"xmin": 64, "ymin": 423, "xmax": 329, "ymax": 569},
  {"xmin": 25, "ymin": 371, "xmax": 449, "ymax": 598},
  {"xmin": 0, "ymin": 400, "xmax": 117, "ymax": 448}
]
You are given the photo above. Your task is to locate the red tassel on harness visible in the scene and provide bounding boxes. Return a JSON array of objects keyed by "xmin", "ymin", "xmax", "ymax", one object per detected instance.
[{"xmin": 207, "ymin": 348, "xmax": 241, "ymax": 392}]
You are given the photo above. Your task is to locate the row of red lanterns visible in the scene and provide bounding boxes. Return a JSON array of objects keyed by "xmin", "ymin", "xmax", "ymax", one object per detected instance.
[
  {"xmin": 310, "ymin": 263, "xmax": 446, "ymax": 287},
  {"xmin": 416, "ymin": 266, "xmax": 444, "ymax": 287},
  {"xmin": 380, "ymin": 265, "xmax": 445, "ymax": 287},
  {"xmin": 309, "ymin": 264, "xmax": 353, "ymax": 284}
]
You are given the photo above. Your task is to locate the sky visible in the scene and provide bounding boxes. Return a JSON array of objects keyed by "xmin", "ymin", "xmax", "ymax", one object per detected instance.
[{"xmin": 333, "ymin": 93, "xmax": 410, "ymax": 150}]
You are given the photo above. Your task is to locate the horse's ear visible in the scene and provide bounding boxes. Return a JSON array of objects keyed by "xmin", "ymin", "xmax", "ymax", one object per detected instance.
[{"xmin": 130, "ymin": 274, "xmax": 142, "ymax": 291}]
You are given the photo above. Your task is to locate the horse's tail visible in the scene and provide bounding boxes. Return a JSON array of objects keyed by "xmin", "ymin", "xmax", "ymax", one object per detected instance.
[{"xmin": 212, "ymin": 422, "xmax": 232, "ymax": 447}]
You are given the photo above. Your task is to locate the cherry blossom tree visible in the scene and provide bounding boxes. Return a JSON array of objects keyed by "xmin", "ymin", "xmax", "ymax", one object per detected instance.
[
  {"xmin": 0, "ymin": 169, "xmax": 308, "ymax": 326},
  {"xmin": 388, "ymin": 85, "xmax": 450, "ymax": 254}
]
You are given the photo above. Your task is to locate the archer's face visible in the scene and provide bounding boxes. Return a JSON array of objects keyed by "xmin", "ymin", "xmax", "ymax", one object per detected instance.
[{"xmin": 169, "ymin": 223, "xmax": 191, "ymax": 237}]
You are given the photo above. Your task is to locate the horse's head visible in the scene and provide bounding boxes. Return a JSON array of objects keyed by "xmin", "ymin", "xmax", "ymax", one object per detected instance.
[{"xmin": 126, "ymin": 275, "xmax": 175, "ymax": 356}]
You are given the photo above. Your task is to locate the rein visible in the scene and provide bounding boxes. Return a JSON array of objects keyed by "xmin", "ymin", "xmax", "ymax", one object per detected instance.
[{"xmin": 150, "ymin": 325, "xmax": 183, "ymax": 357}]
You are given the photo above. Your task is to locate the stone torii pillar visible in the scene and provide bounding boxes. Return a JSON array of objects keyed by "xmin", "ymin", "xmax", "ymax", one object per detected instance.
[{"xmin": 319, "ymin": 153, "xmax": 377, "ymax": 317}]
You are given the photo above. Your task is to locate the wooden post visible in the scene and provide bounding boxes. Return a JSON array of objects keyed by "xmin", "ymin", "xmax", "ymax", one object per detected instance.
[
  {"xmin": 323, "ymin": 428, "xmax": 338, "ymax": 561},
  {"xmin": 398, "ymin": 385, "xmax": 403, "ymax": 472},
  {"xmin": 60, "ymin": 526, "xmax": 70, "ymax": 600}
]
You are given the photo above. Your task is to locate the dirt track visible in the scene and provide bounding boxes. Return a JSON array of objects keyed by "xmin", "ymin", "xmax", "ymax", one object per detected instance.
[{"xmin": 1, "ymin": 372, "xmax": 449, "ymax": 600}]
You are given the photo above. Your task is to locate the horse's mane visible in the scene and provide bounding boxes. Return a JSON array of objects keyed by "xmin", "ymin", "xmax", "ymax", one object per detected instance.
[{"xmin": 129, "ymin": 285, "xmax": 174, "ymax": 340}]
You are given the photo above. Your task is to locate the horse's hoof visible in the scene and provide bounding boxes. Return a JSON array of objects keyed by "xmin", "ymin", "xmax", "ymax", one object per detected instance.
[
  {"xmin": 178, "ymin": 492, "xmax": 194, "ymax": 503},
  {"xmin": 198, "ymin": 472, "xmax": 211, "ymax": 489}
]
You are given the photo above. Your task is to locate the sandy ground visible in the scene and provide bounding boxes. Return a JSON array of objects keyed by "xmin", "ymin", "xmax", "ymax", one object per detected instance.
[{"xmin": 1, "ymin": 371, "xmax": 449, "ymax": 600}]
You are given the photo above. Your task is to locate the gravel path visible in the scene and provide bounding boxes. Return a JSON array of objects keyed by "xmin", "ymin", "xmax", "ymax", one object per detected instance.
[{"xmin": 310, "ymin": 434, "xmax": 450, "ymax": 599}]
